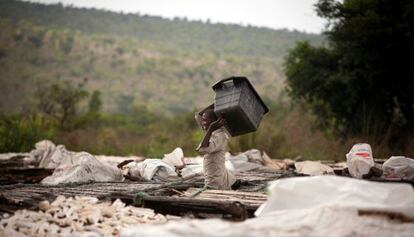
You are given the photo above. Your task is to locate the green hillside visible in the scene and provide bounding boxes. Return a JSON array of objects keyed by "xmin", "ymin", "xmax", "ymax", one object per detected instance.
[
  {"xmin": 0, "ymin": 1, "xmax": 363, "ymax": 160},
  {"xmin": 0, "ymin": 19, "xmax": 285, "ymax": 115},
  {"xmin": 0, "ymin": 0, "xmax": 322, "ymax": 60},
  {"xmin": 0, "ymin": 0, "xmax": 322, "ymax": 115},
  {"xmin": 1, "ymin": 0, "xmax": 411, "ymax": 160}
]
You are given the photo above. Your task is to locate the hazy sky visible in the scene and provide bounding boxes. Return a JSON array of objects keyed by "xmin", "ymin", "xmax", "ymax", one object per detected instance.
[{"xmin": 27, "ymin": 0, "xmax": 326, "ymax": 33}]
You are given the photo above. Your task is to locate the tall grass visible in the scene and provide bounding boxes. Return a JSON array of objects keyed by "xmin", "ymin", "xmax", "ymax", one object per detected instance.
[
  {"xmin": 1, "ymin": 105, "xmax": 413, "ymax": 159},
  {"xmin": 0, "ymin": 114, "xmax": 56, "ymax": 153}
]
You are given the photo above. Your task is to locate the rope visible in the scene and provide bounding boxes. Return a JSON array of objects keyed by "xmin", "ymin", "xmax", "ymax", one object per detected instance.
[
  {"xmin": 133, "ymin": 174, "xmax": 202, "ymax": 205},
  {"xmin": 189, "ymin": 183, "xmax": 221, "ymax": 198},
  {"xmin": 133, "ymin": 191, "xmax": 149, "ymax": 206},
  {"xmin": 189, "ymin": 185, "xmax": 209, "ymax": 198}
]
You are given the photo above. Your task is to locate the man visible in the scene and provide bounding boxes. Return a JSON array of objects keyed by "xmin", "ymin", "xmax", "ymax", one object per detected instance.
[{"xmin": 195, "ymin": 106, "xmax": 240, "ymax": 190}]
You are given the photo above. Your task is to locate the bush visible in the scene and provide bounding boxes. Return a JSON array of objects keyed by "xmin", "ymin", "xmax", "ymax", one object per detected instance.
[
  {"xmin": 60, "ymin": 36, "xmax": 74, "ymax": 54},
  {"xmin": 27, "ymin": 31, "xmax": 44, "ymax": 48},
  {"xmin": 0, "ymin": 48, "xmax": 7, "ymax": 58},
  {"xmin": 36, "ymin": 80, "xmax": 88, "ymax": 129},
  {"xmin": 0, "ymin": 114, "xmax": 56, "ymax": 153},
  {"xmin": 285, "ymin": 0, "xmax": 414, "ymax": 151}
]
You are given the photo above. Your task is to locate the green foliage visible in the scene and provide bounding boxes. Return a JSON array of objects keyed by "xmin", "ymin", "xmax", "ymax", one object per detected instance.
[
  {"xmin": 27, "ymin": 31, "xmax": 44, "ymax": 48},
  {"xmin": 0, "ymin": 15, "xmax": 294, "ymax": 116},
  {"xmin": 3, "ymin": 0, "xmax": 392, "ymax": 159},
  {"xmin": 115, "ymin": 94, "xmax": 134, "ymax": 115},
  {"xmin": 36, "ymin": 80, "xmax": 89, "ymax": 129},
  {"xmin": 284, "ymin": 0, "xmax": 414, "ymax": 150},
  {"xmin": 56, "ymin": 108, "xmax": 202, "ymax": 157},
  {"xmin": 284, "ymin": 41, "xmax": 341, "ymax": 130},
  {"xmin": 0, "ymin": 114, "xmax": 56, "ymax": 153},
  {"xmin": 0, "ymin": 48, "xmax": 6, "ymax": 58},
  {"xmin": 88, "ymin": 90, "xmax": 102, "ymax": 113},
  {"xmin": 13, "ymin": 30, "xmax": 24, "ymax": 42},
  {"xmin": 1, "ymin": 101, "xmax": 403, "ymax": 159},
  {"xmin": 60, "ymin": 35, "xmax": 74, "ymax": 54}
]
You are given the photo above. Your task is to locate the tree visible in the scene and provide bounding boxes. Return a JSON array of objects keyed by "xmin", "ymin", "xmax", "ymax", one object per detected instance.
[
  {"xmin": 284, "ymin": 0, "xmax": 414, "ymax": 149},
  {"xmin": 116, "ymin": 94, "xmax": 134, "ymax": 115},
  {"xmin": 37, "ymin": 80, "xmax": 88, "ymax": 129},
  {"xmin": 60, "ymin": 35, "xmax": 75, "ymax": 54},
  {"xmin": 88, "ymin": 90, "xmax": 102, "ymax": 113}
]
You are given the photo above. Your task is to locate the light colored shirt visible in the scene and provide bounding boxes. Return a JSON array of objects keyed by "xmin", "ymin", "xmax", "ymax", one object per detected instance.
[{"xmin": 195, "ymin": 113, "xmax": 235, "ymax": 189}]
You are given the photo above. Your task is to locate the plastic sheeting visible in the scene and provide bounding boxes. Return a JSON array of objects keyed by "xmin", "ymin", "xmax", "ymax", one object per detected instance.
[
  {"xmin": 383, "ymin": 156, "xmax": 414, "ymax": 180},
  {"xmin": 179, "ymin": 158, "xmax": 204, "ymax": 179},
  {"xmin": 179, "ymin": 150, "xmax": 264, "ymax": 179},
  {"xmin": 29, "ymin": 140, "xmax": 124, "ymax": 185},
  {"xmin": 34, "ymin": 141, "xmax": 72, "ymax": 169},
  {"xmin": 121, "ymin": 206, "xmax": 414, "ymax": 237},
  {"xmin": 346, "ymin": 143, "xmax": 375, "ymax": 178},
  {"xmin": 127, "ymin": 159, "xmax": 178, "ymax": 181},
  {"xmin": 95, "ymin": 155, "xmax": 144, "ymax": 168},
  {"xmin": 162, "ymin": 148, "xmax": 185, "ymax": 168},
  {"xmin": 121, "ymin": 176, "xmax": 414, "ymax": 237},
  {"xmin": 41, "ymin": 152, "xmax": 124, "ymax": 185},
  {"xmin": 256, "ymin": 176, "xmax": 414, "ymax": 218},
  {"xmin": 125, "ymin": 148, "xmax": 185, "ymax": 181},
  {"xmin": 242, "ymin": 149, "xmax": 263, "ymax": 164},
  {"xmin": 225, "ymin": 152, "xmax": 262, "ymax": 173},
  {"xmin": 294, "ymin": 161, "xmax": 334, "ymax": 176}
]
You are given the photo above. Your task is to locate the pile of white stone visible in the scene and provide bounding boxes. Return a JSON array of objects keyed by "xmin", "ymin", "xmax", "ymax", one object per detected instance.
[{"xmin": 0, "ymin": 196, "xmax": 169, "ymax": 237}]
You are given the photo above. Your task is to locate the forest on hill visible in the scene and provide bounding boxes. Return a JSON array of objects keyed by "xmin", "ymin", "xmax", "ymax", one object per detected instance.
[
  {"xmin": 0, "ymin": 0, "xmax": 322, "ymax": 60},
  {"xmin": 0, "ymin": 0, "xmax": 322, "ymax": 116},
  {"xmin": 1, "ymin": 0, "xmax": 349, "ymax": 160},
  {"xmin": 0, "ymin": 19, "xmax": 286, "ymax": 116}
]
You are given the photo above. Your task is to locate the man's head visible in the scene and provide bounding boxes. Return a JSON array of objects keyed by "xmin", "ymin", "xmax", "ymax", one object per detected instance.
[{"xmin": 201, "ymin": 109, "xmax": 218, "ymax": 130}]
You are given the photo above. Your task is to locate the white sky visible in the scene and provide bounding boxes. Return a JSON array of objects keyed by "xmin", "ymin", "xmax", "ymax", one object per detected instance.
[{"xmin": 26, "ymin": 0, "xmax": 326, "ymax": 33}]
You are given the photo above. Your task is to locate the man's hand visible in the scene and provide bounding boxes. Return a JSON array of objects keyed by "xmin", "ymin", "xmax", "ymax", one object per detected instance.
[
  {"xmin": 208, "ymin": 118, "xmax": 226, "ymax": 131},
  {"xmin": 198, "ymin": 117, "xmax": 226, "ymax": 150}
]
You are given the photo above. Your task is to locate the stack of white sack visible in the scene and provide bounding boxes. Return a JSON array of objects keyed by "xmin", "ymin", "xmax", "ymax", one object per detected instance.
[{"xmin": 23, "ymin": 142, "xmax": 271, "ymax": 184}]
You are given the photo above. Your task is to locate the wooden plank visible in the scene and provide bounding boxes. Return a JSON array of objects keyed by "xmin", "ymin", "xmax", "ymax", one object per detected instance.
[
  {"xmin": 0, "ymin": 179, "xmax": 208, "ymax": 213},
  {"xmin": 182, "ymin": 188, "xmax": 267, "ymax": 207},
  {"xmin": 141, "ymin": 195, "xmax": 249, "ymax": 220},
  {"xmin": 0, "ymin": 182, "xmax": 163, "ymax": 212},
  {"xmin": 0, "ymin": 168, "xmax": 283, "ymax": 216},
  {"xmin": 0, "ymin": 168, "xmax": 53, "ymax": 184},
  {"xmin": 193, "ymin": 189, "xmax": 268, "ymax": 197}
]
